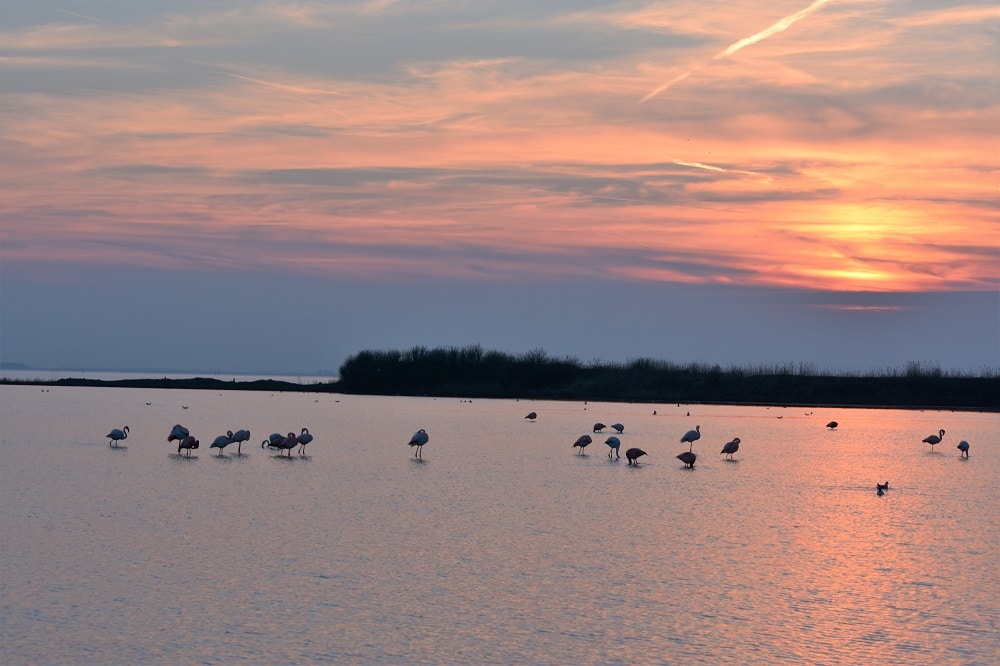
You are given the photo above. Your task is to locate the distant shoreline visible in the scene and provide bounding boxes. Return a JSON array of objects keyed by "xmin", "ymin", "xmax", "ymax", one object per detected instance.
[{"xmin": 2, "ymin": 374, "xmax": 996, "ymax": 412}]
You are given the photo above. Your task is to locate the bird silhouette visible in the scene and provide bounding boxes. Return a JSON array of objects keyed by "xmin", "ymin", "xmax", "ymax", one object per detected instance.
[
  {"xmin": 605, "ymin": 436, "xmax": 621, "ymax": 459},
  {"xmin": 923, "ymin": 429, "xmax": 945, "ymax": 451},
  {"xmin": 178, "ymin": 435, "xmax": 199, "ymax": 457},
  {"xmin": 826, "ymin": 421, "xmax": 838, "ymax": 429},
  {"xmin": 593, "ymin": 423, "xmax": 606, "ymax": 433},
  {"xmin": 626, "ymin": 447, "xmax": 646, "ymax": 465},
  {"xmin": 106, "ymin": 426, "xmax": 129, "ymax": 447},
  {"xmin": 877, "ymin": 487, "xmax": 885, "ymax": 497},
  {"xmin": 296, "ymin": 427, "xmax": 314, "ymax": 455},
  {"xmin": 262, "ymin": 432, "xmax": 284, "ymax": 449},
  {"xmin": 677, "ymin": 451, "xmax": 697, "ymax": 469},
  {"xmin": 720, "ymin": 437, "xmax": 740, "ymax": 460},
  {"xmin": 957, "ymin": 440, "xmax": 970, "ymax": 458},
  {"xmin": 524, "ymin": 411, "xmax": 537, "ymax": 420},
  {"xmin": 876, "ymin": 481, "xmax": 889, "ymax": 491},
  {"xmin": 681, "ymin": 425, "xmax": 701, "ymax": 449},
  {"xmin": 230, "ymin": 429, "xmax": 251, "ymax": 454},
  {"xmin": 210, "ymin": 432, "xmax": 234, "ymax": 456},
  {"xmin": 167, "ymin": 424, "xmax": 189, "ymax": 443},
  {"xmin": 611, "ymin": 423, "xmax": 625, "ymax": 434},
  {"xmin": 408, "ymin": 429, "xmax": 429, "ymax": 458},
  {"xmin": 273, "ymin": 433, "xmax": 297, "ymax": 457},
  {"xmin": 573, "ymin": 435, "xmax": 592, "ymax": 454}
]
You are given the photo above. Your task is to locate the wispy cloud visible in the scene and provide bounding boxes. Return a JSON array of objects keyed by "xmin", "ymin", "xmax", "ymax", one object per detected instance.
[{"xmin": 640, "ymin": 0, "xmax": 837, "ymax": 103}]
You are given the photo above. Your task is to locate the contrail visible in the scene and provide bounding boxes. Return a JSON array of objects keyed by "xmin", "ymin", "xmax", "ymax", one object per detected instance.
[{"xmin": 639, "ymin": 0, "xmax": 836, "ymax": 103}]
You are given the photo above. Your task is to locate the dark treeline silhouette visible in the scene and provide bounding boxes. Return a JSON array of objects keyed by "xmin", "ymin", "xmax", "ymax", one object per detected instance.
[
  {"xmin": 4, "ymin": 345, "xmax": 996, "ymax": 410},
  {"xmin": 335, "ymin": 345, "xmax": 998, "ymax": 410}
]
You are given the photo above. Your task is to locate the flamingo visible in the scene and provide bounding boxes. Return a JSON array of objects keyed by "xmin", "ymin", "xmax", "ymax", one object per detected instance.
[
  {"xmin": 107, "ymin": 426, "xmax": 129, "ymax": 447},
  {"xmin": 573, "ymin": 434, "xmax": 592, "ymax": 454},
  {"xmin": 408, "ymin": 429, "xmax": 429, "ymax": 458},
  {"xmin": 720, "ymin": 437, "xmax": 740, "ymax": 460},
  {"xmin": 178, "ymin": 435, "xmax": 199, "ymax": 457},
  {"xmin": 826, "ymin": 421, "xmax": 838, "ymax": 429},
  {"xmin": 296, "ymin": 427, "xmax": 314, "ymax": 455},
  {"xmin": 593, "ymin": 423, "xmax": 607, "ymax": 433},
  {"xmin": 605, "ymin": 436, "xmax": 621, "ymax": 459},
  {"xmin": 922, "ymin": 429, "xmax": 945, "ymax": 451},
  {"xmin": 210, "ymin": 432, "xmax": 234, "ymax": 456},
  {"xmin": 230, "ymin": 429, "xmax": 251, "ymax": 454},
  {"xmin": 525, "ymin": 412, "xmax": 537, "ymax": 420},
  {"xmin": 274, "ymin": 432, "xmax": 297, "ymax": 457},
  {"xmin": 681, "ymin": 425, "xmax": 701, "ymax": 449},
  {"xmin": 677, "ymin": 450, "xmax": 697, "ymax": 469},
  {"xmin": 262, "ymin": 432, "xmax": 283, "ymax": 449},
  {"xmin": 957, "ymin": 440, "xmax": 970, "ymax": 458},
  {"xmin": 167, "ymin": 424, "xmax": 189, "ymax": 443},
  {"xmin": 626, "ymin": 447, "xmax": 646, "ymax": 465},
  {"xmin": 611, "ymin": 423, "xmax": 625, "ymax": 434}
]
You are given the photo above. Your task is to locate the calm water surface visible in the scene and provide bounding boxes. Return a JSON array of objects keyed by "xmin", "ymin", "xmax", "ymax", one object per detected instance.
[{"xmin": 1, "ymin": 386, "xmax": 997, "ymax": 664}]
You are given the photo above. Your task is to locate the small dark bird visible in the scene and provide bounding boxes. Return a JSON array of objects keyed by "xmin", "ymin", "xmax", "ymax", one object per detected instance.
[
  {"xmin": 106, "ymin": 426, "xmax": 129, "ymax": 447},
  {"xmin": 877, "ymin": 481, "xmax": 889, "ymax": 491},
  {"xmin": 720, "ymin": 437, "xmax": 740, "ymax": 460},
  {"xmin": 877, "ymin": 487, "xmax": 885, "ymax": 497},
  {"xmin": 611, "ymin": 423, "xmax": 625, "ymax": 434},
  {"xmin": 272, "ymin": 433, "xmax": 297, "ymax": 457},
  {"xmin": 178, "ymin": 435, "xmax": 199, "ymax": 457},
  {"xmin": 605, "ymin": 436, "xmax": 621, "ymax": 459},
  {"xmin": 525, "ymin": 412, "xmax": 537, "ymax": 420},
  {"xmin": 957, "ymin": 440, "xmax": 970, "ymax": 458},
  {"xmin": 677, "ymin": 451, "xmax": 697, "ymax": 469},
  {"xmin": 922, "ymin": 429, "xmax": 945, "ymax": 451},
  {"xmin": 296, "ymin": 427, "xmax": 314, "ymax": 455},
  {"xmin": 593, "ymin": 423, "xmax": 607, "ymax": 433},
  {"xmin": 826, "ymin": 421, "xmax": 838, "ymax": 429},
  {"xmin": 262, "ymin": 432, "xmax": 283, "ymax": 449},
  {"xmin": 573, "ymin": 435, "xmax": 592, "ymax": 454},
  {"xmin": 625, "ymin": 447, "xmax": 646, "ymax": 465},
  {"xmin": 408, "ymin": 429, "xmax": 429, "ymax": 458}
]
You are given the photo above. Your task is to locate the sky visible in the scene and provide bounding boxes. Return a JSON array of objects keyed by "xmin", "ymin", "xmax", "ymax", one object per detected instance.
[{"xmin": 1, "ymin": 1, "xmax": 997, "ymax": 376}]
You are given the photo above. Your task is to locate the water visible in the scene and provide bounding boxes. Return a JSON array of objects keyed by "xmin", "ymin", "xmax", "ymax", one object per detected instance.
[{"xmin": 1, "ymin": 385, "xmax": 997, "ymax": 664}]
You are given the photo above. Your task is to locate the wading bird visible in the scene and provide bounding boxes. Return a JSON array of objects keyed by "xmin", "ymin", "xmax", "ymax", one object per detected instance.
[
  {"xmin": 274, "ymin": 433, "xmax": 297, "ymax": 457},
  {"xmin": 593, "ymin": 423, "xmax": 606, "ymax": 433},
  {"xmin": 877, "ymin": 486, "xmax": 885, "ymax": 497},
  {"xmin": 178, "ymin": 435, "xmax": 199, "ymax": 457},
  {"xmin": 525, "ymin": 412, "xmax": 537, "ymax": 420},
  {"xmin": 826, "ymin": 421, "xmax": 838, "ymax": 429},
  {"xmin": 677, "ymin": 450, "xmax": 697, "ymax": 469},
  {"xmin": 230, "ymin": 429, "xmax": 251, "ymax": 454},
  {"xmin": 720, "ymin": 437, "xmax": 740, "ymax": 461},
  {"xmin": 626, "ymin": 447, "xmax": 646, "ymax": 465},
  {"xmin": 923, "ymin": 429, "xmax": 945, "ymax": 451},
  {"xmin": 611, "ymin": 423, "xmax": 625, "ymax": 434},
  {"xmin": 957, "ymin": 440, "xmax": 970, "ymax": 458},
  {"xmin": 210, "ymin": 432, "xmax": 234, "ymax": 456},
  {"xmin": 573, "ymin": 435, "xmax": 592, "ymax": 454},
  {"xmin": 262, "ymin": 432, "xmax": 284, "ymax": 449},
  {"xmin": 605, "ymin": 436, "xmax": 621, "ymax": 459},
  {"xmin": 107, "ymin": 426, "xmax": 129, "ymax": 447},
  {"xmin": 681, "ymin": 425, "xmax": 701, "ymax": 448},
  {"xmin": 296, "ymin": 427, "xmax": 314, "ymax": 455},
  {"xmin": 876, "ymin": 481, "xmax": 889, "ymax": 491},
  {"xmin": 408, "ymin": 429, "xmax": 429, "ymax": 458},
  {"xmin": 167, "ymin": 424, "xmax": 189, "ymax": 443}
]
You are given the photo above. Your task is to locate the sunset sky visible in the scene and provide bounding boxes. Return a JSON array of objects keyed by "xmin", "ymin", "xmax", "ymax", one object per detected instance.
[{"xmin": 1, "ymin": 1, "xmax": 997, "ymax": 375}]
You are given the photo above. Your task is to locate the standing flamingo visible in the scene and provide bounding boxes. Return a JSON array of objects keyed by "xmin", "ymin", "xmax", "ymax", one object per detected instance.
[
  {"xmin": 408, "ymin": 429, "xmax": 429, "ymax": 458},
  {"xmin": 681, "ymin": 425, "xmax": 701, "ymax": 448},
  {"xmin": 178, "ymin": 435, "xmax": 199, "ymax": 457},
  {"xmin": 720, "ymin": 437, "xmax": 740, "ymax": 461},
  {"xmin": 167, "ymin": 424, "xmax": 189, "ymax": 443},
  {"xmin": 262, "ymin": 432, "xmax": 283, "ymax": 449},
  {"xmin": 573, "ymin": 435, "xmax": 592, "ymax": 454},
  {"xmin": 957, "ymin": 440, "xmax": 970, "ymax": 458},
  {"xmin": 230, "ymin": 429, "xmax": 251, "ymax": 454},
  {"xmin": 677, "ymin": 451, "xmax": 697, "ymax": 469},
  {"xmin": 605, "ymin": 436, "xmax": 621, "ymax": 459},
  {"xmin": 107, "ymin": 426, "xmax": 129, "ymax": 447},
  {"xmin": 625, "ymin": 447, "xmax": 647, "ymax": 465},
  {"xmin": 922, "ymin": 429, "xmax": 945, "ymax": 451},
  {"xmin": 210, "ymin": 432, "xmax": 234, "ymax": 456},
  {"xmin": 611, "ymin": 423, "xmax": 625, "ymax": 434},
  {"xmin": 296, "ymin": 427, "xmax": 314, "ymax": 455}
]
